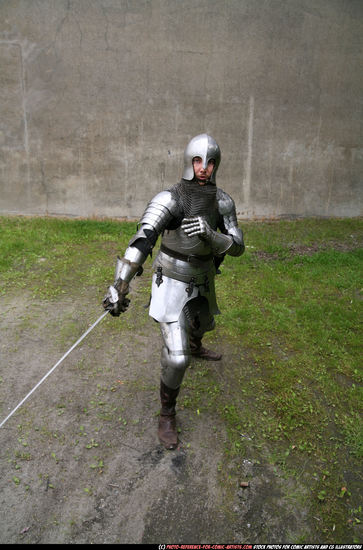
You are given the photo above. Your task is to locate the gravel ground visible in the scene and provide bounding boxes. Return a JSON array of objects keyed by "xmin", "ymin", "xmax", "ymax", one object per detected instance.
[{"xmin": 0, "ymin": 284, "xmax": 312, "ymax": 544}]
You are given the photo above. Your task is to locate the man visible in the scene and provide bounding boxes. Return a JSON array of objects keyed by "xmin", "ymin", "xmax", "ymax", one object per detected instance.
[{"xmin": 103, "ymin": 134, "xmax": 245, "ymax": 450}]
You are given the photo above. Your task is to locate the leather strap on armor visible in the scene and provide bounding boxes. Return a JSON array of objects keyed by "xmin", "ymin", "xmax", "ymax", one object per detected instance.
[
  {"xmin": 160, "ymin": 243, "xmax": 213, "ymax": 265},
  {"xmin": 154, "ymin": 264, "xmax": 211, "ymax": 287}
]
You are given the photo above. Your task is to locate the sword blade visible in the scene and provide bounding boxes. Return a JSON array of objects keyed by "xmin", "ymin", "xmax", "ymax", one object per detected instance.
[{"xmin": 0, "ymin": 310, "xmax": 109, "ymax": 429}]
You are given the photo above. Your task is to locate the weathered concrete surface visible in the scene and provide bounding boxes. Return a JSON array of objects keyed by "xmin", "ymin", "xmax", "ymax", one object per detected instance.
[{"xmin": 0, "ymin": 0, "xmax": 362, "ymax": 219}]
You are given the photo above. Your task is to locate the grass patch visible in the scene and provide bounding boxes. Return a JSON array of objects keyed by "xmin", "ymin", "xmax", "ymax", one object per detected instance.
[
  {"xmin": 213, "ymin": 218, "xmax": 362, "ymax": 542},
  {"xmin": 0, "ymin": 216, "xmax": 137, "ymax": 298},
  {"xmin": 0, "ymin": 215, "xmax": 362, "ymax": 542}
]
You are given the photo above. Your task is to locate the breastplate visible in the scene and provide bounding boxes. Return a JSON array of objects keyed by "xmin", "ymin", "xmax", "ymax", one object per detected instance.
[{"xmin": 161, "ymin": 208, "xmax": 219, "ymax": 257}]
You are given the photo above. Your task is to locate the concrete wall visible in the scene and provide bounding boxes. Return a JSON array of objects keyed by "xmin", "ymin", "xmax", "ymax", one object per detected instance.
[{"xmin": 0, "ymin": 0, "xmax": 362, "ymax": 220}]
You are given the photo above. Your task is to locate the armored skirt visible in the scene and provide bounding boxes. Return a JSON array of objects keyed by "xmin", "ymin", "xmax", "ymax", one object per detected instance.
[{"xmin": 149, "ymin": 248, "xmax": 220, "ymax": 323}]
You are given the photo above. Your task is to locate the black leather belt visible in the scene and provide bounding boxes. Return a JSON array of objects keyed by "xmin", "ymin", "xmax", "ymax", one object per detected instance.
[{"xmin": 160, "ymin": 244, "xmax": 213, "ymax": 264}]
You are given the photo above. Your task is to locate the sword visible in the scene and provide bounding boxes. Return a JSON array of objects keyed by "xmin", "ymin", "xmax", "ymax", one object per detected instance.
[{"xmin": 0, "ymin": 310, "xmax": 109, "ymax": 429}]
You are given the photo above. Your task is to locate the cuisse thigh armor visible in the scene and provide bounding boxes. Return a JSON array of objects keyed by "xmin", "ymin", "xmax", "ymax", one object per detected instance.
[{"xmin": 158, "ymin": 295, "xmax": 216, "ymax": 389}]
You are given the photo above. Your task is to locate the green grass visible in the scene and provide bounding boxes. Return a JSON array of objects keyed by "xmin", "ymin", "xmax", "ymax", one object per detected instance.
[
  {"xmin": 212, "ymin": 218, "xmax": 362, "ymax": 542},
  {"xmin": 0, "ymin": 214, "xmax": 362, "ymax": 542},
  {"xmin": 0, "ymin": 216, "xmax": 137, "ymax": 298},
  {"xmin": 216, "ymin": 224, "xmax": 362, "ymax": 455}
]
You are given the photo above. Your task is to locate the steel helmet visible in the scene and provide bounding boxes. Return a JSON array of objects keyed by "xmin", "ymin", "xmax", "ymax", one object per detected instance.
[{"xmin": 182, "ymin": 133, "xmax": 221, "ymax": 184}]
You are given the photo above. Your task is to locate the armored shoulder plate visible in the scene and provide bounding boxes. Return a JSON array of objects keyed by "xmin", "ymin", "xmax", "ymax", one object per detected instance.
[
  {"xmin": 217, "ymin": 188, "xmax": 235, "ymax": 216},
  {"xmin": 139, "ymin": 190, "xmax": 181, "ymax": 233}
]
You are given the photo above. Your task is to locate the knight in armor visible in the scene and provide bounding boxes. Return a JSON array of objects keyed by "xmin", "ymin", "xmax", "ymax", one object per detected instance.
[{"xmin": 103, "ymin": 134, "xmax": 245, "ymax": 450}]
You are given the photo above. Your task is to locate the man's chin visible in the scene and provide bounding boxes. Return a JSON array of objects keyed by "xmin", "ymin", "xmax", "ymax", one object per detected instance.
[{"xmin": 196, "ymin": 178, "xmax": 208, "ymax": 186}]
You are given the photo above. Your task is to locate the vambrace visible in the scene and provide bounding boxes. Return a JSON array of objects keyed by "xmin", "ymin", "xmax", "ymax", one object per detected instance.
[
  {"xmin": 223, "ymin": 213, "xmax": 245, "ymax": 257},
  {"xmin": 208, "ymin": 227, "xmax": 244, "ymax": 257},
  {"xmin": 114, "ymin": 247, "xmax": 146, "ymax": 284},
  {"xmin": 209, "ymin": 230, "xmax": 234, "ymax": 256},
  {"xmin": 217, "ymin": 188, "xmax": 245, "ymax": 257}
]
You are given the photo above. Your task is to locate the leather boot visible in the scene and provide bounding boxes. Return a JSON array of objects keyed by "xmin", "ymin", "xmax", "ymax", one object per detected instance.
[
  {"xmin": 189, "ymin": 335, "xmax": 222, "ymax": 361},
  {"xmin": 158, "ymin": 380, "xmax": 180, "ymax": 450}
]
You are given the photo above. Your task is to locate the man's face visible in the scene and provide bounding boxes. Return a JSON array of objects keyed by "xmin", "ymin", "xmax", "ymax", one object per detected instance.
[{"xmin": 192, "ymin": 156, "xmax": 215, "ymax": 185}]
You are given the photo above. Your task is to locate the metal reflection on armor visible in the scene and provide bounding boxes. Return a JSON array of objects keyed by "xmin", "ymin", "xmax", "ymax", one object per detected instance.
[
  {"xmin": 182, "ymin": 133, "xmax": 221, "ymax": 183},
  {"xmin": 105, "ymin": 134, "xmax": 244, "ymax": 391},
  {"xmin": 137, "ymin": 190, "xmax": 180, "ymax": 231},
  {"xmin": 133, "ymin": 174, "xmax": 245, "ymax": 324}
]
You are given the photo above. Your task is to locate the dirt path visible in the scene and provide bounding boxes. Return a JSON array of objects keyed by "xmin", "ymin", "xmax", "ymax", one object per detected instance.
[{"xmin": 0, "ymin": 286, "xmax": 312, "ymax": 544}]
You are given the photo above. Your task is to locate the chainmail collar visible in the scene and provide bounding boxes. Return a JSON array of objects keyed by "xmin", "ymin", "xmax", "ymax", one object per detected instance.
[{"xmin": 168, "ymin": 178, "xmax": 217, "ymax": 218}]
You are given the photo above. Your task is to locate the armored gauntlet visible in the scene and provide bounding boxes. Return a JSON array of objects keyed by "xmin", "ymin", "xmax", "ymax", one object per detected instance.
[
  {"xmin": 103, "ymin": 279, "xmax": 130, "ymax": 316},
  {"xmin": 103, "ymin": 248, "xmax": 145, "ymax": 316},
  {"xmin": 181, "ymin": 216, "xmax": 233, "ymax": 256}
]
